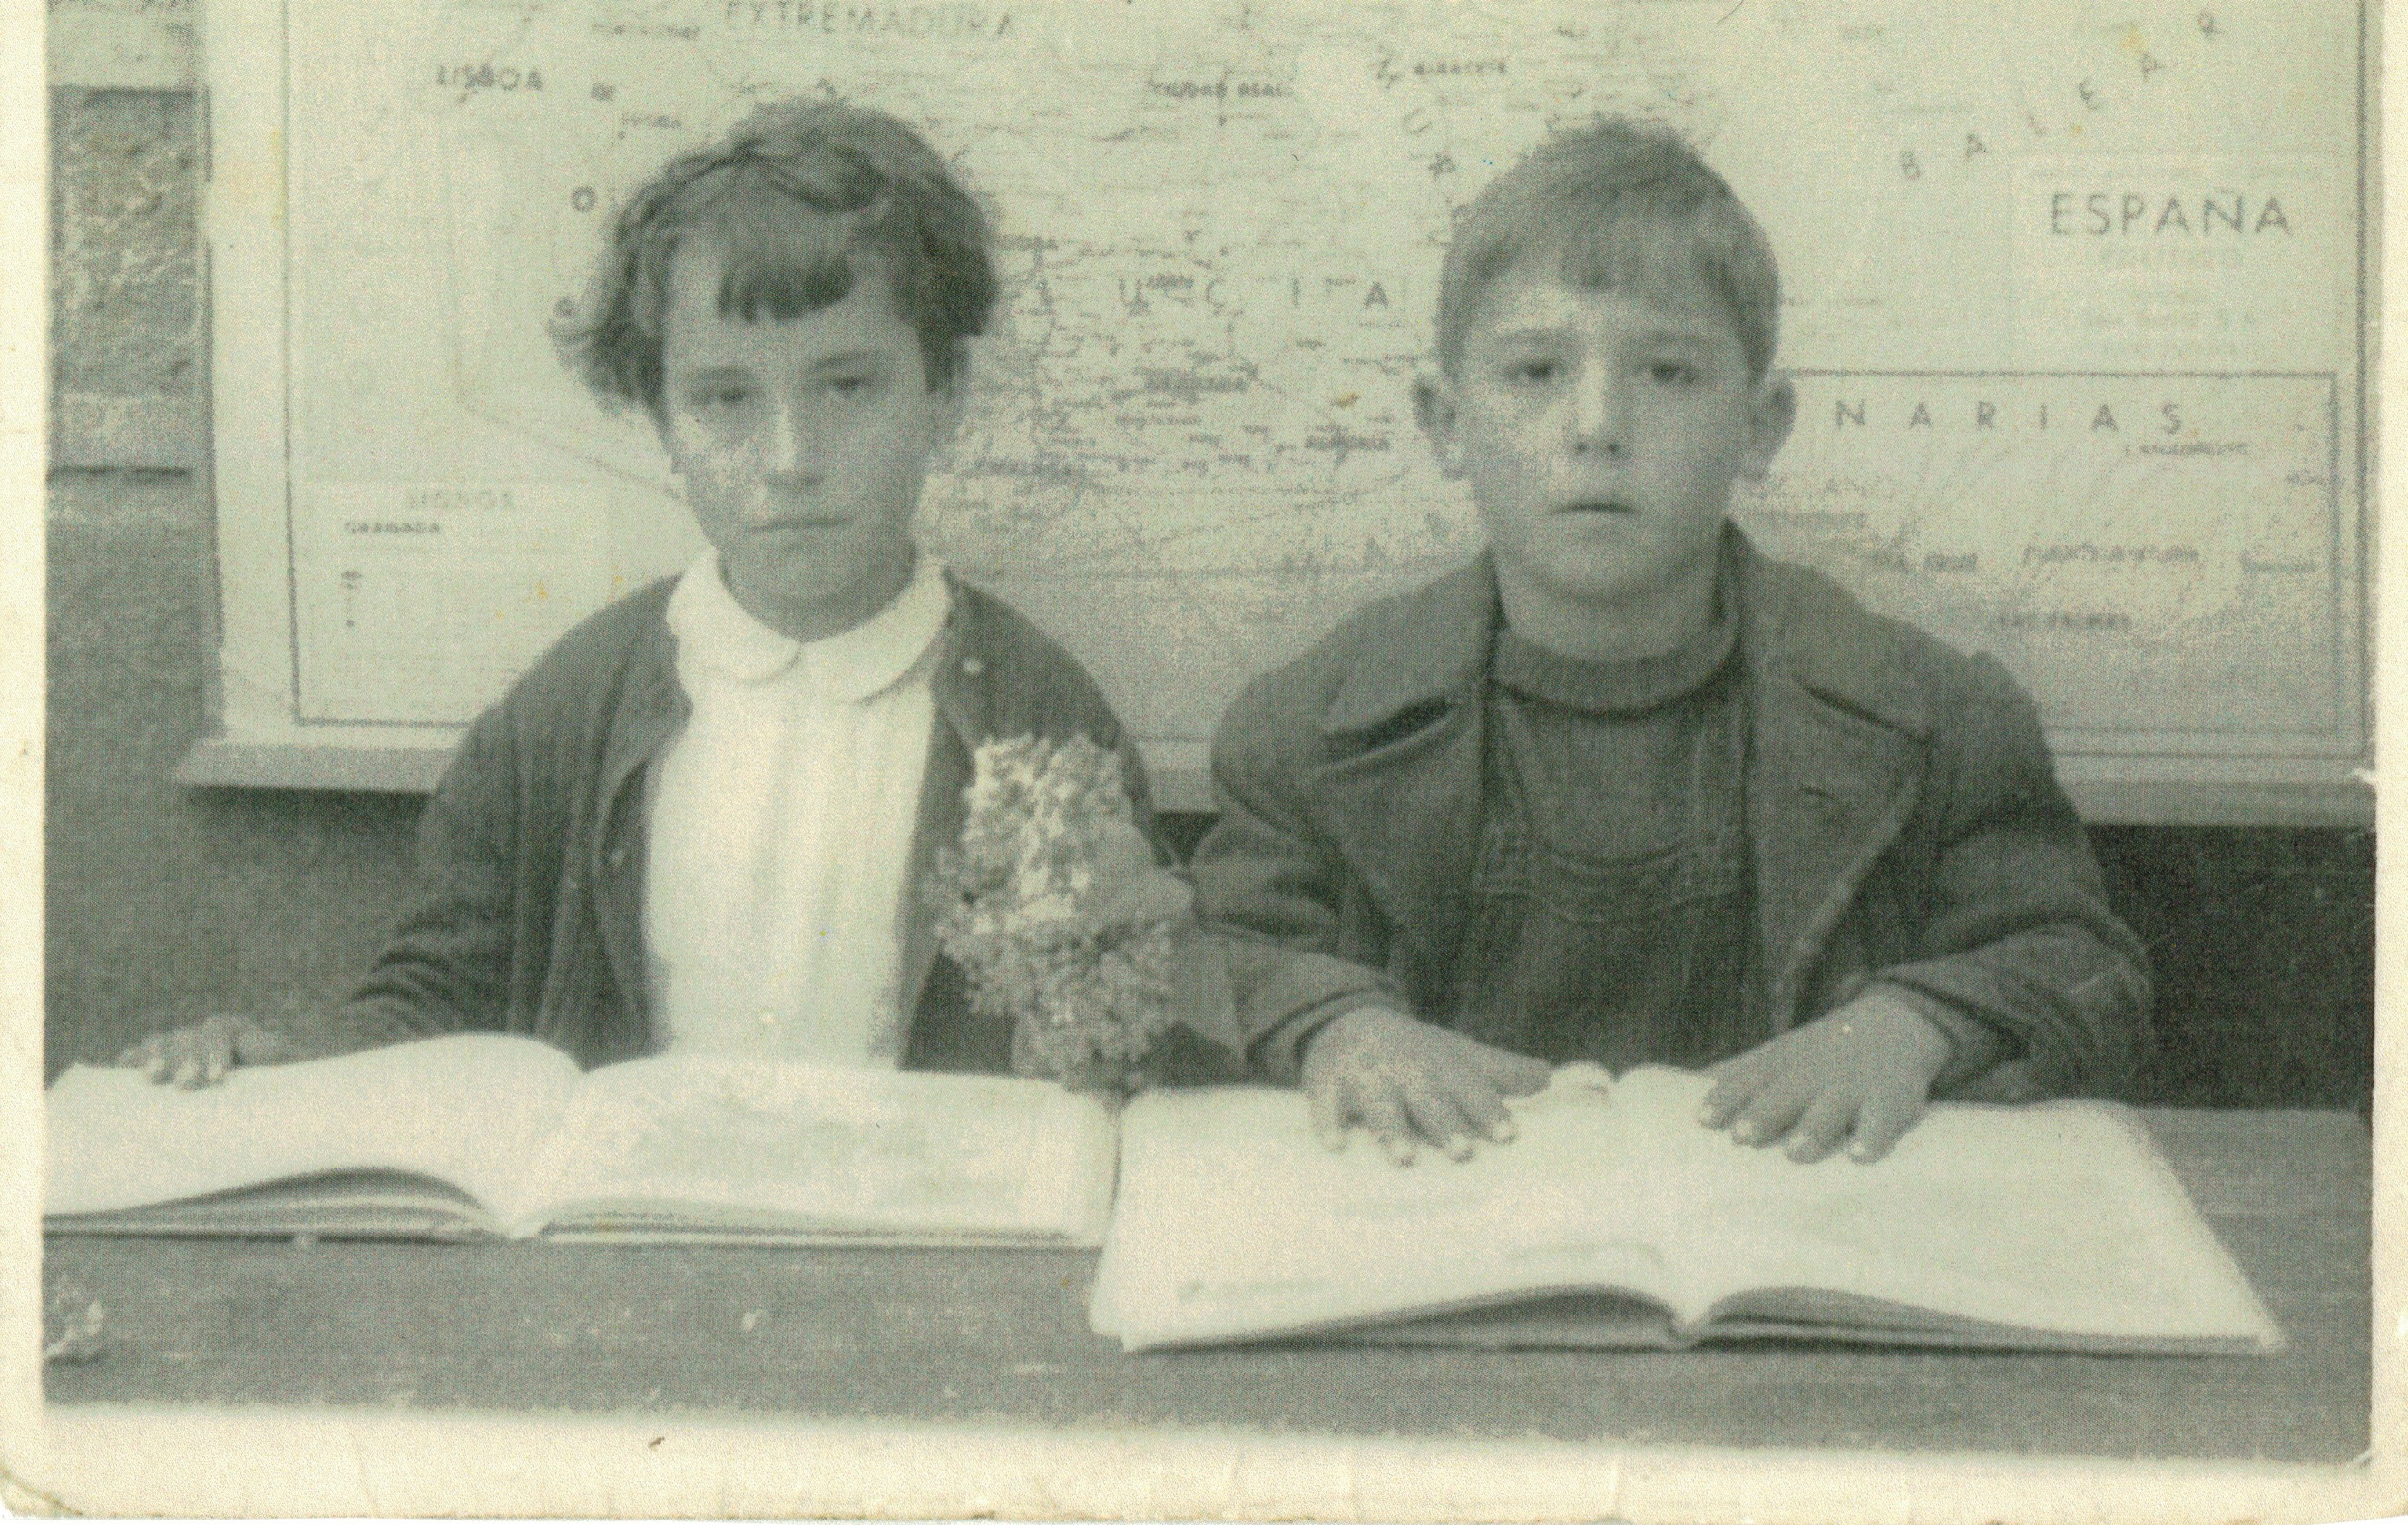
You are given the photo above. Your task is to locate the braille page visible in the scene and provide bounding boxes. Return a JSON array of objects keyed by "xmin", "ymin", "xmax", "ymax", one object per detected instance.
[
  {"xmin": 1091, "ymin": 1066, "xmax": 1685, "ymax": 1348},
  {"xmin": 514, "ymin": 1055, "xmax": 1120, "ymax": 1245},
  {"xmin": 1607, "ymin": 1068, "xmax": 2286, "ymax": 1351},
  {"xmin": 44, "ymin": 1032, "xmax": 583, "ymax": 1226}
]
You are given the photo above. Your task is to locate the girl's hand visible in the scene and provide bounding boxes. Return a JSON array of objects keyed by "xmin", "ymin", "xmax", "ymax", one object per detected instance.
[
  {"xmin": 115, "ymin": 1016, "xmax": 297, "ymax": 1088},
  {"xmin": 1698, "ymin": 992, "xmax": 1954, "ymax": 1164},
  {"xmin": 1082, "ymin": 817, "xmax": 1195, "ymax": 930}
]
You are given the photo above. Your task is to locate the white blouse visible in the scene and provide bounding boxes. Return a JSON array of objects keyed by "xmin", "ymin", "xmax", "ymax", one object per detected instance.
[{"xmin": 643, "ymin": 550, "xmax": 950, "ymax": 1065}]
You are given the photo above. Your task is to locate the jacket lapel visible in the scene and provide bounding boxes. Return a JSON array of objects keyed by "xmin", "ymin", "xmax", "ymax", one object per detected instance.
[
  {"xmin": 902, "ymin": 638, "xmax": 975, "ymax": 1036},
  {"xmin": 1745, "ymin": 668, "xmax": 1923, "ymax": 1027},
  {"xmin": 1313, "ymin": 704, "xmax": 1488, "ymax": 992},
  {"xmin": 898, "ymin": 590, "xmax": 992, "ymax": 1031},
  {"xmin": 587, "ymin": 595, "xmax": 690, "ymax": 1059},
  {"xmin": 1733, "ymin": 540, "xmax": 1932, "ymax": 1028},
  {"xmin": 1307, "ymin": 559, "xmax": 1496, "ymax": 994}
]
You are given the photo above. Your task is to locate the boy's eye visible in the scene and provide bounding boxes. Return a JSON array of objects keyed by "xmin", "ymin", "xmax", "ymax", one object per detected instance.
[
  {"xmin": 690, "ymin": 383, "xmax": 754, "ymax": 411},
  {"xmin": 824, "ymin": 373, "xmax": 875, "ymax": 397},
  {"xmin": 1505, "ymin": 359, "xmax": 1561, "ymax": 386},
  {"xmin": 1646, "ymin": 360, "xmax": 1701, "ymax": 386}
]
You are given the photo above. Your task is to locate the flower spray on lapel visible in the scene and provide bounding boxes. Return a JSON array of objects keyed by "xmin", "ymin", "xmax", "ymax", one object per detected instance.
[{"xmin": 925, "ymin": 735, "xmax": 1192, "ymax": 1093}]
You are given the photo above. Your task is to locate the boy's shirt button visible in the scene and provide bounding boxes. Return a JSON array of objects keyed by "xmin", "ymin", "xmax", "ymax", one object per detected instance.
[{"xmin": 961, "ymin": 656, "xmax": 985, "ymax": 677}]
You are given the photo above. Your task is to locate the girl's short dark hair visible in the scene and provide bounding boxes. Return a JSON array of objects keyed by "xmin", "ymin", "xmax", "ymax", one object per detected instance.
[{"xmin": 557, "ymin": 100, "xmax": 998, "ymax": 412}]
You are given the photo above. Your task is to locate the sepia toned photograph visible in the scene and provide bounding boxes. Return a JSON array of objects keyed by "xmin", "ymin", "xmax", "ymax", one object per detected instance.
[{"xmin": 12, "ymin": 0, "xmax": 2398, "ymax": 1518}]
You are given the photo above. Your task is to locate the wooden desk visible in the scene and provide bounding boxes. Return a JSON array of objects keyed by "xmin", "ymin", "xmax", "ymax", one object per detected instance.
[{"xmin": 43, "ymin": 1109, "xmax": 2370, "ymax": 1461}]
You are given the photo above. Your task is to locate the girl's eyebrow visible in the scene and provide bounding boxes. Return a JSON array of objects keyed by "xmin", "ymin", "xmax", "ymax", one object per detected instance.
[
  {"xmin": 671, "ymin": 349, "xmax": 888, "ymax": 386},
  {"xmin": 806, "ymin": 348, "xmax": 886, "ymax": 373}
]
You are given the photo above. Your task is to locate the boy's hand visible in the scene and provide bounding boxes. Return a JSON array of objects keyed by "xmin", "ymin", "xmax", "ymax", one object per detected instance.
[
  {"xmin": 115, "ymin": 1016, "xmax": 297, "ymax": 1088},
  {"xmin": 1301, "ymin": 1006, "xmax": 1551, "ymax": 1164},
  {"xmin": 1698, "ymin": 992, "xmax": 1953, "ymax": 1164}
]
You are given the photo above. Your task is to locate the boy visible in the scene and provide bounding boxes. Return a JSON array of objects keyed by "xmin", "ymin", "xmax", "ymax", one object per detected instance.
[
  {"xmin": 1191, "ymin": 119, "xmax": 2150, "ymax": 1167},
  {"xmin": 125, "ymin": 101, "xmax": 1199, "ymax": 1083}
]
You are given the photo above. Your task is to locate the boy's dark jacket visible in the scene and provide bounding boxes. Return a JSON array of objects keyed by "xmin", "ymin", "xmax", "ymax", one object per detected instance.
[
  {"xmin": 323, "ymin": 574, "xmax": 1219, "ymax": 1073},
  {"xmin": 1192, "ymin": 528, "xmax": 2153, "ymax": 1099}
]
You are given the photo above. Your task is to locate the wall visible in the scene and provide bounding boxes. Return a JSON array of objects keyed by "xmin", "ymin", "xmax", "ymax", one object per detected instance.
[{"xmin": 43, "ymin": 84, "xmax": 2376, "ymax": 1109}]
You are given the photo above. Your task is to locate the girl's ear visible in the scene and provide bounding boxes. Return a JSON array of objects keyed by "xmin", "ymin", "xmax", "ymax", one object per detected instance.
[
  {"xmin": 1414, "ymin": 372, "xmax": 1468, "ymax": 479},
  {"xmin": 1740, "ymin": 371, "xmax": 1797, "ymax": 480}
]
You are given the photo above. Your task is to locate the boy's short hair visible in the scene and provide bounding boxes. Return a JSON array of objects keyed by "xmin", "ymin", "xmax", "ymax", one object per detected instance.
[
  {"xmin": 1435, "ymin": 119, "xmax": 1780, "ymax": 380},
  {"xmin": 562, "ymin": 99, "xmax": 998, "ymax": 411}
]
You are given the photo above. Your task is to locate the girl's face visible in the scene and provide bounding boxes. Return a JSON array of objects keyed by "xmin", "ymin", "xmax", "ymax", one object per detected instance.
[{"xmin": 653, "ymin": 240, "xmax": 964, "ymax": 642}]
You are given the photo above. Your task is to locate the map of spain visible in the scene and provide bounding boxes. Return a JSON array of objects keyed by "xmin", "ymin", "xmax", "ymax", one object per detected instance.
[{"xmin": 269, "ymin": 0, "xmax": 2365, "ymax": 783}]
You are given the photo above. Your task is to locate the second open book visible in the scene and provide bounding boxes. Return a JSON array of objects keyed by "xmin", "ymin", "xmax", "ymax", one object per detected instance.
[
  {"xmin": 45, "ymin": 1038, "xmax": 2284, "ymax": 1354},
  {"xmin": 1092, "ymin": 1064, "xmax": 2286, "ymax": 1355}
]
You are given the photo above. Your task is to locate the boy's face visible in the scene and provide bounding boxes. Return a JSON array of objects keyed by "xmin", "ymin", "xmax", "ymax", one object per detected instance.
[
  {"xmin": 1417, "ymin": 255, "xmax": 1794, "ymax": 635},
  {"xmin": 654, "ymin": 240, "xmax": 964, "ymax": 643}
]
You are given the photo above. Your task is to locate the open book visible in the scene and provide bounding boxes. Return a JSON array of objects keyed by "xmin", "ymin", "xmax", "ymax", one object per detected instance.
[
  {"xmin": 45, "ymin": 1034, "xmax": 1119, "ymax": 1246},
  {"xmin": 1090, "ymin": 1065, "xmax": 2284, "ymax": 1355}
]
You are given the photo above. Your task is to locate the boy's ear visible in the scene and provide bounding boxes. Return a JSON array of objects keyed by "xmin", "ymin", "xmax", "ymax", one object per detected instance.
[
  {"xmin": 1740, "ymin": 371, "xmax": 1797, "ymax": 480},
  {"xmin": 1413, "ymin": 373, "xmax": 1467, "ymax": 479}
]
